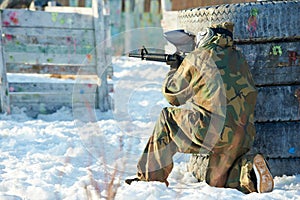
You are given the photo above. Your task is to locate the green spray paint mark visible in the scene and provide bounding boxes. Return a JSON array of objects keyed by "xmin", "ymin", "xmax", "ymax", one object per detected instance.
[
  {"xmin": 250, "ymin": 8, "xmax": 259, "ymax": 17},
  {"xmin": 47, "ymin": 58, "xmax": 53, "ymax": 63},
  {"xmin": 272, "ymin": 46, "xmax": 283, "ymax": 56},
  {"xmin": 39, "ymin": 103, "xmax": 47, "ymax": 114},
  {"xmin": 60, "ymin": 18, "xmax": 65, "ymax": 24},
  {"xmin": 52, "ymin": 12, "xmax": 58, "ymax": 22}
]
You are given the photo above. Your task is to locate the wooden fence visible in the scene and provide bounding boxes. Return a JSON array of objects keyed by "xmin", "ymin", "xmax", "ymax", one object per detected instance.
[{"xmin": 0, "ymin": 0, "xmax": 112, "ymax": 117}]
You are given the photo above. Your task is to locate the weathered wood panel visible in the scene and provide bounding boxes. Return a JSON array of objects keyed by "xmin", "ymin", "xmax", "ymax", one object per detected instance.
[
  {"xmin": 103, "ymin": 15, "xmax": 113, "ymax": 78},
  {"xmin": 2, "ymin": 29, "xmax": 95, "ymax": 55},
  {"xmin": 93, "ymin": 0, "xmax": 109, "ymax": 112},
  {"xmin": 5, "ymin": 52, "xmax": 96, "ymax": 65},
  {"xmin": 3, "ymin": 35, "xmax": 94, "ymax": 53},
  {"xmin": 0, "ymin": 10, "xmax": 10, "ymax": 113},
  {"xmin": 10, "ymin": 93, "xmax": 73, "ymax": 103},
  {"xmin": 2, "ymin": 26, "xmax": 96, "ymax": 66},
  {"xmin": 6, "ymin": 63, "xmax": 96, "ymax": 74},
  {"xmin": 2, "ymin": 27, "xmax": 95, "ymax": 39},
  {"xmin": 1, "ymin": 13, "xmax": 98, "ymax": 71},
  {"xmin": 9, "ymin": 82, "xmax": 98, "ymax": 93},
  {"xmin": 44, "ymin": 6, "xmax": 93, "ymax": 15},
  {"xmin": 10, "ymin": 91, "xmax": 97, "ymax": 104},
  {"xmin": 13, "ymin": 101, "xmax": 97, "ymax": 118},
  {"xmin": 10, "ymin": 84, "xmax": 98, "ymax": 118},
  {"xmin": 13, "ymin": 102, "xmax": 72, "ymax": 117},
  {"xmin": 255, "ymin": 85, "xmax": 300, "ymax": 122},
  {"xmin": 0, "ymin": 1, "xmax": 112, "ymax": 114},
  {"xmin": 4, "ymin": 44, "xmax": 94, "ymax": 55},
  {"xmin": 1, "ymin": 9, "xmax": 94, "ymax": 29}
]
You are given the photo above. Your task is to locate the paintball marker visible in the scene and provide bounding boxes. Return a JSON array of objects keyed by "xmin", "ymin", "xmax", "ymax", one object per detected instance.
[
  {"xmin": 128, "ymin": 29, "xmax": 196, "ymax": 68},
  {"xmin": 128, "ymin": 46, "xmax": 183, "ymax": 63}
]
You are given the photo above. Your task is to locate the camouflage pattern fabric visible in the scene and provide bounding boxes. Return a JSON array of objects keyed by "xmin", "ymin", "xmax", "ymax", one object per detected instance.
[
  {"xmin": 135, "ymin": 22, "xmax": 258, "ymax": 193},
  {"xmin": 190, "ymin": 153, "xmax": 257, "ymax": 193}
]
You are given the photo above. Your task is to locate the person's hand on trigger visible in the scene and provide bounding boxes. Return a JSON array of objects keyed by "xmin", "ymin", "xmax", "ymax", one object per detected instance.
[{"xmin": 167, "ymin": 54, "xmax": 184, "ymax": 70}]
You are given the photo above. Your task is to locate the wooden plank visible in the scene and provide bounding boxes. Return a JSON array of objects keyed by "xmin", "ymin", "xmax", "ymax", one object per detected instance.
[
  {"xmin": 10, "ymin": 92, "xmax": 97, "ymax": 104},
  {"xmin": 10, "ymin": 81, "xmax": 99, "ymax": 115},
  {"xmin": 255, "ymin": 85, "xmax": 300, "ymax": 122},
  {"xmin": 0, "ymin": 1, "xmax": 112, "ymax": 114},
  {"xmin": 104, "ymin": 15, "xmax": 113, "ymax": 78},
  {"xmin": 2, "ymin": 27, "xmax": 95, "ymax": 43},
  {"xmin": 44, "ymin": 6, "xmax": 93, "ymax": 15},
  {"xmin": 12, "ymin": 102, "xmax": 72, "ymax": 117},
  {"xmin": 10, "ymin": 93, "xmax": 72, "ymax": 104},
  {"xmin": 2, "ymin": 29, "xmax": 95, "ymax": 55},
  {"xmin": 0, "ymin": 11, "xmax": 10, "ymax": 113},
  {"xmin": 8, "ymin": 82, "xmax": 98, "ymax": 93},
  {"xmin": 4, "ymin": 43, "xmax": 95, "ymax": 55},
  {"xmin": 93, "ymin": 0, "xmax": 110, "ymax": 112},
  {"xmin": 1, "ymin": 9, "xmax": 94, "ymax": 29},
  {"xmin": 14, "ymin": 101, "xmax": 97, "ymax": 118},
  {"xmin": 6, "ymin": 63, "xmax": 96, "ymax": 74},
  {"xmin": 5, "ymin": 52, "xmax": 96, "ymax": 65}
]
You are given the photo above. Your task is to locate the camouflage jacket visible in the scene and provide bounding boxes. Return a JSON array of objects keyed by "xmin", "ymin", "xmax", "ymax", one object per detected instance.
[{"xmin": 162, "ymin": 24, "xmax": 258, "ymax": 148}]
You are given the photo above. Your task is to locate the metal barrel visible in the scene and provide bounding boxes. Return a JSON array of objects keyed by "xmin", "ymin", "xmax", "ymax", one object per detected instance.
[{"xmin": 128, "ymin": 52, "xmax": 173, "ymax": 62}]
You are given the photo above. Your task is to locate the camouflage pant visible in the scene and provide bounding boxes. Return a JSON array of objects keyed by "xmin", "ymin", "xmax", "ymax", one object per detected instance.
[
  {"xmin": 136, "ymin": 107, "xmax": 257, "ymax": 193},
  {"xmin": 191, "ymin": 153, "xmax": 257, "ymax": 193}
]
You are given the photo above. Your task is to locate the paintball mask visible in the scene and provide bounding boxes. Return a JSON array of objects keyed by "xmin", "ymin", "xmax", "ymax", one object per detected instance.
[
  {"xmin": 163, "ymin": 29, "xmax": 196, "ymax": 54},
  {"xmin": 196, "ymin": 22, "xmax": 234, "ymax": 48}
]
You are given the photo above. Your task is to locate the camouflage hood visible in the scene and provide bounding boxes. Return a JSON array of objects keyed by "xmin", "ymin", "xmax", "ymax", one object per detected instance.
[{"xmin": 196, "ymin": 22, "xmax": 234, "ymax": 49}]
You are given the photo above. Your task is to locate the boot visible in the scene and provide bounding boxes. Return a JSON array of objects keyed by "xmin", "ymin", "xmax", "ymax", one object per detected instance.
[
  {"xmin": 125, "ymin": 177, "xmax": 169, "ymax": 187},
  {"xmin": 252, "ymin": 154, "xmax": 274, "ymax": 193},
  {"xmin": 125, "ymin": 177, "xmax": 140, "ymax": 185}
]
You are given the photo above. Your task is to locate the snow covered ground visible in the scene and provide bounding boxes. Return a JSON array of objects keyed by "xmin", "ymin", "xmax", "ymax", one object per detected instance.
[{"xmin": 0, "ymin": 57, "xmax": 299, "ymax": 200}]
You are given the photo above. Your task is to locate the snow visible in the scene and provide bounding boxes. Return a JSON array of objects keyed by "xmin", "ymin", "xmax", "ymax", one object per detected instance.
[{"xmin": 0, "ymin": 57, "xmax": 299, "ymax": 200}]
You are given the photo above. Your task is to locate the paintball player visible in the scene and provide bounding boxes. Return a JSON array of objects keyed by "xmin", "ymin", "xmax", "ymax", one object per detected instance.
[{"xmin": 126, "ymin": 22, "xmax": 274, "ymax": 194}]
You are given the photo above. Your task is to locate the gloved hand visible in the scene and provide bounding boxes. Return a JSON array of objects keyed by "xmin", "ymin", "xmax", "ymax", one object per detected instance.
[{"xmin": 166, "ymin": 53, "xmax": 184, "ymax": 70}]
